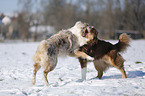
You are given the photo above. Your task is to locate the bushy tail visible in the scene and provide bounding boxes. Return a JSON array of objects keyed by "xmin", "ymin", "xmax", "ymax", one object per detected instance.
[{"xmin": 114, "ymin": 33, "xmax": 130, "ymax": 52}]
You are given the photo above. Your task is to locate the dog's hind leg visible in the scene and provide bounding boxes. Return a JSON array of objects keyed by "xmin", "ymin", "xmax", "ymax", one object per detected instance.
[
  {"xmin": 43, "ymin": 58, "xmax": 57, "ymax": 86},
  {"xmin": 32, "ymin": 63, "xmax": 41, "ymax": 85},
  {"xmin": 112, "ymin": 63, "xmax": 127, "ymax": 78},
  {"xmin": 43, "ymin": 68, "xmax": 50, "ymax": 86},
  {"xmin": 119, "ymin": 67, "xmax": 127, "ymax": 78},
  {"xmin": 43, "ymin": 65, "xmax": 55, "ymax": 86},
  {"xmin": 115, "ymin": 54, "xmax": 127, "ymax": 78},
  {"xmin": 107, "ymin": 50, "xmax": 127, "ymax": 78},
  {"xmin": 110, "ymin": 53, "xmax": 128, "ymax": 78}
]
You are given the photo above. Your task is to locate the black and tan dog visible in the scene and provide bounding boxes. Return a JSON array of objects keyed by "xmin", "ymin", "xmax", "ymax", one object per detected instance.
[
  {"xmin": 78, "ymin": 27, "xmax": 130, "ymax": 80},
  {"xmin": 32, "ymin": 21, "xmax": 95, "ymax": 86}
]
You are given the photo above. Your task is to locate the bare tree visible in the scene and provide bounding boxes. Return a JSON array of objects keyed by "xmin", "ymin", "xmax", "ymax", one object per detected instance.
[
  {"xmin": 17, "ymin": 12, "xmax": 31, "ymax": 41},
  {"xmin": 17, "ymin": 0, "xmax": 33, "ymax": 41},
  {"xmin": 16, "ymin": 0, "xmax": 145, "ymax": 39},
  {"xmin": 130, "ymin": 0, "xmax": 145, "ymax": 37},
  {"xmin": 122, "ymin": 0, "xmax": 145, "ymax": 37}
]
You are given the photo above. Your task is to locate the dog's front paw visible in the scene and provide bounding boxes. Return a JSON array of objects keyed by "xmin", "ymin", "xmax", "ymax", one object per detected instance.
[{"xmin": 87, "ymin": 56, "xmax": 94, "ymax": 61}]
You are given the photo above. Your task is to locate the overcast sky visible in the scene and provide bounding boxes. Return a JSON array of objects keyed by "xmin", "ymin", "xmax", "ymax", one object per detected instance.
[{"xmin": 0, "ymin": 0, "xmax": 20, "ymax": 14}]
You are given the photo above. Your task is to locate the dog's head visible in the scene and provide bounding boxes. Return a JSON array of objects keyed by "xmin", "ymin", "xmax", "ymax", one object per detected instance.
[
  {"xmin": 71, "ymin": 21, "xmax": 97, "ymax": 46},
  {"xmin": 73, "ymin": 21, "xmax": 89, "ymax": 31},
  {"xmin": 82, "ymin": 26, "xmax": 98, "ymax": 41},
  {"xmin": 74, "ymin": 21, "xmax": 97, "ymax": 40}
]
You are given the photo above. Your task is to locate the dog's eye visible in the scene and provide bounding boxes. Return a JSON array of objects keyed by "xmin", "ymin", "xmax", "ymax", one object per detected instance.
[
  {"xmin": 91, "ymin": 28, "xmax": 96, "ymax": 33},
  {"xmin": 85, "ymin": 23, "xmax": 89, "ymax": 26},
  {"xmin": 82, "ymin": 27, "xmax": 85, "ymax": 29}
]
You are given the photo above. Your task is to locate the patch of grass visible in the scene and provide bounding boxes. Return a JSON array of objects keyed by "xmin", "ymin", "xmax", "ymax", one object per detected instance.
[
  {"xmin": 59, "ymin": 77, "xmax": 63, "ymax": 81},
  {"xmin": 87, "ymin": 70, "xmax": 93, "ymax": 72},
  {"xmin": 14, "ymin": 77, "xmax": 17, "ymax": 80},
  {"xmin": 22, "ymin": 52, "xmax": 26, "ymax": 55},
  {"xmin": 140, "ymin": 68, "xmax": 143, "ymax": 70},
  {"xmin": 0, "ymin": 79, "xmax": 4, "ymax": 81},
  {"xmin": 128, "ymin": 65, "xmax": 131, "ymax": 67},
  {"xmin": 135, "ymin": 61, "xmax": 142, "ymax": 64}
]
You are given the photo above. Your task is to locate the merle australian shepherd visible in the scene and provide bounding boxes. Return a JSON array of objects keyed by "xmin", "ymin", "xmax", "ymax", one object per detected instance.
[
  {"xmin": 32, "ymin": 21, "xmax": 95, "ymax": 86},
  {"xmin": 78, "ymin": 27, "xmax": 130, "ymax": 80}
]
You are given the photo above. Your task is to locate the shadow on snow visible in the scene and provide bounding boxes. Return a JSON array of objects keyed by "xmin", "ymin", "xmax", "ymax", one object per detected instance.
[{"xmin": 89, "ymin": 70, "xmax": 145, "ymax": 80}]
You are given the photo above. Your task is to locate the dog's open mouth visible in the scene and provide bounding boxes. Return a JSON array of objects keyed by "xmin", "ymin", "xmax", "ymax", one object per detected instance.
[
  {"xmin": 82, "ymin": 28, "xmax": 88, "ymax": 37},
  {"xmin": 82, "ymin": 26, "xmax": 97, "ymax": 37}
]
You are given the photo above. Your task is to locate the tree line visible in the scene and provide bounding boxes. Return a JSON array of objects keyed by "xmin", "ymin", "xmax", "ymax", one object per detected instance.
[
  {"xmin": 39, "ymin": 0, "xmax": 145, "ymax": 39},
  {"xmin": 3, "ymin": 0, "xmax": 145, "ymax": 41}
]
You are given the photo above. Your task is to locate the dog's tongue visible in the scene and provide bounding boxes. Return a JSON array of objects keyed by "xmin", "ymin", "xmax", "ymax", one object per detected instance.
[
  {"xmin": 82, "ymin": 34, "xmax": 86, "ymax": 37},
  {"xmin": 91, "ymin": 26, "xmax": 95, "ymax": 29},
  {"xmin": 82, "ymin": 29, "xmax": 87, "ymax": 37}
]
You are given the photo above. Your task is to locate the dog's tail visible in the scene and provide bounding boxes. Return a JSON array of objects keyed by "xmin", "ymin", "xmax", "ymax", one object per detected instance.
[{"xmin": 114, "ymin": 33, "xmax": 130, "ymax": 52}]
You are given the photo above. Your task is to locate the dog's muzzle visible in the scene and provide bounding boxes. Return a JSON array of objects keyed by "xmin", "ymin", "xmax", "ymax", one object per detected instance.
[
  {"xmin": 82, "ymin": 26, "xmax": 97, "ymax": 37},
  {"xmin": 82, "ymin": 28, "xmax": 88, "ymax": 37}
]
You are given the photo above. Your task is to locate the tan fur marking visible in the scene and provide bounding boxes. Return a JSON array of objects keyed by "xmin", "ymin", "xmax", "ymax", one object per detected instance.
[
  {"xmin": 119, "ymin": 68, "xmax": 128, "ymax": 78},
  {"xmin": 86, "ymin": 32, "xmax": 94, "ymax": 41},
  {"xmin": 103, "ymin": 55, "xmax": 127, "ymax": 78},
  {"xmin": 74, "ymin": 50, "xmax": 88, "ymax": 58},
  {"xmin": 74, "ymin": 50, "xmax": 93, "ymax": 60}
]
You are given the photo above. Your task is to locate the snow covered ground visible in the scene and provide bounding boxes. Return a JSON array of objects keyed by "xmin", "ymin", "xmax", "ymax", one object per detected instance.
[{"xmin": 0, "ymin": 40, "xmax": 145, "ymax": 96}]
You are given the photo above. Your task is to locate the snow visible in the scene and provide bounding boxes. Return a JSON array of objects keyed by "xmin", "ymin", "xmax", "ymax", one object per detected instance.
[{"xmin": 0, "ymin": 40, "xmax": 145, "ymax": 96}]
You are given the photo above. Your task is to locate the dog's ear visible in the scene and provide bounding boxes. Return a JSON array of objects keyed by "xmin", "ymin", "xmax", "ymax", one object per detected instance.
[
  {"xmin": 75, "ymin": 21, "xmax": 89, "ymax": 28},
  {"xmin": 91, "ymin": 27, "xmax": 97, "ymax": 34},
  {"xmin": 91, "ymin": 28, "xmax": 98, "ymax": 39},
  {"xmin": 92, "ymin": 28, "xmax": 96, "ymax": 33},
  {"xmin": 75, "ymin": 21, "xmax": 83, "ymax": 26}
]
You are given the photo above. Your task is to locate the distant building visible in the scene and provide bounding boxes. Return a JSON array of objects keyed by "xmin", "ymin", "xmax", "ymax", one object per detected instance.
[
  {"xmin": 29, "ymin": 25, "xmax": 56, "ymax": 40},
  {"xmin": 2, "ymin": 16, "xmax": 11, "ymax": 25},
  {"xmin": 115, "ymin": 30, "xmax": 143, "ymax": 39}
]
